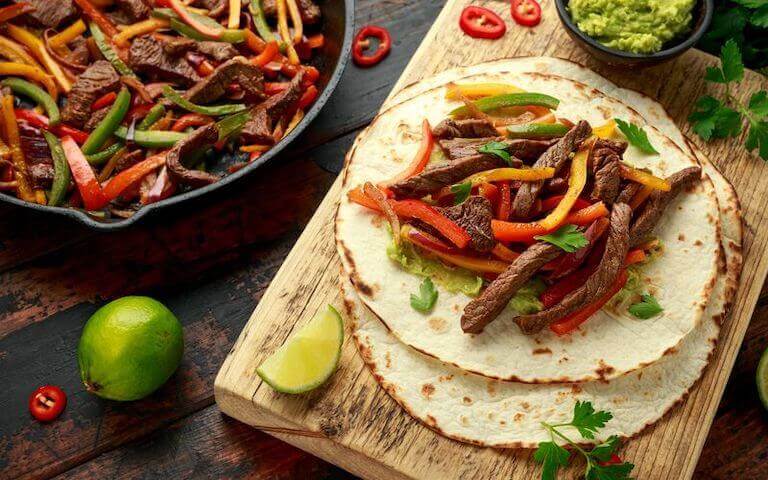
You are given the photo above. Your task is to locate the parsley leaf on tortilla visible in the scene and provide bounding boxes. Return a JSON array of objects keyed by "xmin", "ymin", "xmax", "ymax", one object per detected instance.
[
  {"xmin": 628, "ymin": 294, "xmax": 664, "ymax": 319},
  {"xmin": 478, "ymin": 140, "xmax": 512, "ymax": 165},
  {"xmin": 571, "ymin": 401, "xmax": 614, "ymax": 439},
  {"xmin": 614, "ymin": 119, "xmax": 658, "ymax": 154},
  {"xmin": 410, "ymin": 277, "xmax": 437, "ymax": 313},
  {"xmin": 535, "ymin": 224, "xmax": 589, "ymax": 253}
]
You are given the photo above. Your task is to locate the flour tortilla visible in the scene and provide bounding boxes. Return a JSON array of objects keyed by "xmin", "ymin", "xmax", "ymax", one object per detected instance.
[
  {"xmin": 342, "ymin": 147, "xmax": 741, "ymax": 446},
  {"xmin": 336, "ymin": 64, "xmax": 721, "ymax": 383}
]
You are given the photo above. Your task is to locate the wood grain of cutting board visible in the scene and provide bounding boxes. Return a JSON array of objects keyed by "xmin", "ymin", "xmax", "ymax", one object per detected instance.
[{"xmin": 215, "ymin": 1, "xmax": 768, "ymax": 478}]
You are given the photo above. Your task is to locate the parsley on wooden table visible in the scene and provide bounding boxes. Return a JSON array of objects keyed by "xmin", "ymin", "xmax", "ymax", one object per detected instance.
[
  {"xmin": 534, "ymin": 401, "xmax": 634, "ymax": 480},
  {"xmin": 614, "ymin": 119, "xmax": 658, "ymax": 154},
  {"xmin": 689, "ymin": 39, "xmax": 768, "ymax": 160},
  {"xmin": 535, "ymin": 224, "xmax": 588, "ymax": 253},
  {"xmin": 410, "ymin": 277, "xmax": 437, "ymax": 313},
  {"xmin": 698, "ymin": 0, "xmax": 768, "ymax": 74}
]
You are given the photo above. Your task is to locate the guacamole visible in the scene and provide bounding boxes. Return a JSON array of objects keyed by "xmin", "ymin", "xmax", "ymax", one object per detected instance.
[{"xmin": 569, "ymin": 0, "xmax": 696, "ymax": 54}]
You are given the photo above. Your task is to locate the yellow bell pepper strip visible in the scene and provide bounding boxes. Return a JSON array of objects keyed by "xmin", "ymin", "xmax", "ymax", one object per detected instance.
[
  {"xmin": 227, "ymin": 0, "xmax": 241, "ymax": 29},
  {"xmin": 0, "ymin": 94, "xmax": 35, "ymax": 202},
  {"xmin": 619, "ymin": 164, "xmax": 671, "ymax": 191},
  {"xmin": 492, "ymin": 201, "xmax": 609, "ymax": 243},
  {"xmin": 89, "ymin": 23, "xmax": 136, "ymax": 77},
  {"xmin": 1, "ymin": 77, "xmax": 61, "ymax": 126},
  {"xmin": 0, "ymin": 63, "xmax": 58, "ymax": 101},
  {"xmin": 383, "ymin": 119, "xmax": 434, "ymax": 185},
  {"xmin": 592, "ymin": 119, "xmax": 617, "ymax": 139},
  {"xmin": 445, "ymin": 83, "xmax": 525, "ymax": 100},
  {"xmin": 450, "ymin": 93, "xmax": 560, "ymax": 118},
  {"xmin": 285, "ymin": 0, "xmax": 303, "ymax": 44},
  {"xmin": 81, "ymin": 87, "xmax": 131, "ymax": 155},
  {"xmin": 6, "ymin": 24, "xmax": 71, "ymax": 93},
  {"xmin": 0, "ymin": 3, "xmax": 35, "ymax": 24},
  {"xmin": 464, "ymin": 166, "xmax": 555, "ymax": 185},
  {"xmin": 403, "ymin": 225, "xmax": 510, "ymax": 274},
  {"xmin": 506, "ymin": 123, "xmax": 569, "ymax": 139},
  {"xmin": 41, "ymin": 131, "xmax": 71, "ymax": 207},
  {"xmin": 0, "ymin": 35, "xmax": 40, "ymax": 67},
  {"xmin": 629, "ymin": 184, "xmax": 654, "ymax": 210},
  {"xmin": 276, "ymin": 0, "xmax": 299, "ymax": 64},
  {"xmin": 61, "ymin": 136, "xmax": 109, "ymax": 210},
  {"xmin": 103, "ymin": 153, "xmax": 166, "ymax": 201},
  {"xmin": 113, "ymin": 18, "xmax": 170, "ymax": 48},
  {"xmin": 48, "ymin": 20, "xmax": 87, "ymax": 49},
  {"xmin": 73, "ymin": 0, "xmax": 120, "ymax": 38},
  {"xmin": 249, "ymin": 0, "xmax": 277, "ymax": 43},
  {"xmin": 537, "ymin": 141, "xmax": 592, "ymax": 230}
]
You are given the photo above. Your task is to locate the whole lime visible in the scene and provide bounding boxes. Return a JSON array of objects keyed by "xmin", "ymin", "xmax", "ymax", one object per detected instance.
[{"xmin": 77, "ymin": 296, "xmax": 184, "ymax": 401}]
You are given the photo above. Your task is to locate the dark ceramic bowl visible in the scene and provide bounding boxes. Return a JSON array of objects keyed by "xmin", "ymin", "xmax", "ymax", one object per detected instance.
[
  {"xmin": 0, "ymin": 0, "xmax": 355, "ymax": 231},
  {"xmin": 555, "ymin": 0, "xmax": 713, "ymax": 67}
]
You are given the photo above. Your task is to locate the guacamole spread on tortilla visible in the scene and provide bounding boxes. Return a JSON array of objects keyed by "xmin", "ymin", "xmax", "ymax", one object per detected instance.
[{"xmin": 569, "ymin": 0, "xmax": 696, "ymax": 54}]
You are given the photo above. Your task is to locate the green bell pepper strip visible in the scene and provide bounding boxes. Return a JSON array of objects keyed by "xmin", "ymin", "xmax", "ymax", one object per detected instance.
[
  {"xmin": 1, "ymin": 78, "xmax": 61, "ymax": 126},
  {"xmin": 248, "ymin": 0, "xmax": 276, "ymax": 43},
  {"xmin": 449, "ymin": 93, "xmax": 560, "ymax": 118},
  {"xmin": 113, "ymin": 127, "xmax": 188, "ymax": 148},
  {"xmin": 81, "ymin": 87, "xmax": 131, "ymax": 155},
  {"xmin": 89, "ymin": 23, "xmax": 137, "ymax": 77},
  {"xmin": 163, "ymin": 86, "xmax": 246, "ymax": 116},
  {"xmin": 85, "ymin": 142, "xmax": 123, "ymax": 165},
  {"xmin": 42, "ymin": 130, "xmax": 71, "ymax": 206},
  {"xmin": 138, "ymin": 104, "xmax": 166, "ymax": 130},
  {"xmin": 153, "ymin": 9, "xmax": 246, "ymax": 43},
  {"xmin": 216, "ymin": 110, "xmax": 250, "ymax": 142},
  {"xmin": 506, "ymin": 123, "xmax": 570, "ymax": 139}
]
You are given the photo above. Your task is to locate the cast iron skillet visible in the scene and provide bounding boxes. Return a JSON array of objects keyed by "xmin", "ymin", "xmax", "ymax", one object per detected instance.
[{"xmin": 0, "ymin": 0, "xmax": 354, "ymax": 230}]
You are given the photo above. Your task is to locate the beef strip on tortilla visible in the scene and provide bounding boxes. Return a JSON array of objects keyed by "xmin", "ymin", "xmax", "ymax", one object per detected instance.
[
  {"xmin": 166, "ymin": 124, "xmax": 220, "ymax": 187},
  {"xmin": 389, "ymin": 154, "xmax": 507, "ymax": 198},
  {"xmin": 432, "ymin": 118, "xmax": 497, "ymax": 140},
  {"xmin": 515, "ymin": 203, "xmax": 632, "ymax": 334},
  {"xmin": 590, "ymin": 143, "xmax": 622, "ymax": 205},
  {"xmin": 437, "ymin": 196, "xmax": 495, "ymax": 252},
  {"xmin": 629, "ymin": 166, "xmax": 702, "ymax": 247},
  {"xmin": 438, "ymin": 136, "xmax": 554, "ymax": 162},
  {"xmin": 616, "ymin": 181, "xmax": 641, "ymax": 204},
  {"xmin": 461, "ymin": 242, "xmax": 561, "ymax": 333},
  {"xmin": 511, "ymin": 120, "xmax": 591, "ymax": 218}
]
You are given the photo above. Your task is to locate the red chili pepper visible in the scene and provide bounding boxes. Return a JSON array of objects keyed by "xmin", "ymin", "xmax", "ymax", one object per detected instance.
[
  {"xmin": 103, "ymin": 154, "xmax": 166, "ymax": 201},
  {"xmin": 264, "ymin": 81, "xmax": 289, "ymax": 95},
  {"xmin": 61, "ymin": 136, "xmax": 108, "ymax": 210},
  {"xmin": 171, "ymin": 113, "xmax": 212, "ymax": 132},
  {"xmin": 384, "ymin": 119, "xmax": 433, "ymax": 185},
  {"xmin": 252, "ymin": 41, "xmax": 279, "ymax": 68},
  {"xmin": 91, "ymin": 91, "xmax": 117, "ymax": 111},
  {"xmin": 511, "ymin": 0, "xmax": 542, "ymax": 27},
  {"xmin": 14, "ymin": 109, "xmax": 90, "ymax": 144},
  {"xmin": 353, "ymin": 25, "xmax": 391, "ymax": 67},
  {"xmin": 459, "ymin": 6, "xmax": 507, "ymax": 39},
  {"xmin": 496, "ymin": 181, "xmax": 512, "ymax": 220},
  {"xmin": 298, "ymin": 85, "xmax": 319, "ymax": 109},
  {"xmin": 549, "ymin": 269, "xmax": 628, "ymax": 336},
  {"xmin": 29, "ymin": 385, "xmax": 67, "ymax": 422}
]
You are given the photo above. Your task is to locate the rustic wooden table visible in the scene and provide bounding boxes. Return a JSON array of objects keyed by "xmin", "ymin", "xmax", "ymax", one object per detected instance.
[{"xmin": 1, "ymin": 1, "xmax": 766, "ymax": 478}]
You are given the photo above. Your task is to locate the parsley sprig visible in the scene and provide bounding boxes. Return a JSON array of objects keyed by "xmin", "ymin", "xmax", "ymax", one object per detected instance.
[
  {"xmin": 628, "ymin": 293, "xmax": 663, "ymax": 319},
  {"xmin": 535, "ymin": 224, "xmax": 588, "ymax": 253},
  {"xmin": 614, "ymin": 119, "xmax": 658, "ymax": 154},
  {"xmin": 410, "ymin": 277, "xmax": 437, "ymax": 313},
  {"xmin": 450, "ymin": 182, "xmax": 472, "ymax": 205},
  {"xmin": 534, "ymin": 401, "xmax": 635, "ymax": 480},
  {"xmin": 478, "ymin": 141, "xmax": 513, "ymax": 165},
  {"xmin": 689, "ymin": 39, "xmax": 768, "ymax": 160}
]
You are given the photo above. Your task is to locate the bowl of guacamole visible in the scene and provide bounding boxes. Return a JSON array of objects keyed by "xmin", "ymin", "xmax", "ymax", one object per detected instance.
[{"xmin": 555, "ymin": 0, "xmax": 713, "ymax": 66}]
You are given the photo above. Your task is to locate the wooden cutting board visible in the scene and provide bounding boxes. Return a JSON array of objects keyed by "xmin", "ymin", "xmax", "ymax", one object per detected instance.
[{"xmin": 215, "ymin": 1, "xmax": 768, "ymax": 478}]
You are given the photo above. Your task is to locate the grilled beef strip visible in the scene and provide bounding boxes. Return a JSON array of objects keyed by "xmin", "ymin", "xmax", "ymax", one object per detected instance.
[
  {"xmin": 438, "ymin": 136, "xmax": 555, "ymax": 163},
  {"xmin": 85, "ymin": 106, "xmax": 110, "ymax": 131},
  {"xmin": 240, "ymin": 71, "xmax": 304, "ymax": 144},
  {"xmin": 389, "ymin": 154, "xmax": 507, "ymax": 199},
  {"xmin": 461, "ymin": 242, "xmax": 562, "ymax": 334},
  {"xmin": 183, "ymin": 56, "xmax": 265, "ymax": 104},
  {"xmin": 262, "ymin": 0, "xmax": 321, "ymax": 24},
  {"xmin": 196, "ymin": 42, "xmax": 239, "ymax": 62},
  {"xmin": 432, "ymin": 118, "xmax": 498, "ymax": 140},
  {"xmin": 628, "ymin": 166, "xmax": 701, "ymax": 247},
  {"xmin": 166, "ymin": 124, "xmax": 220, "ymax": 187},
  {"xmin": 61, "ymin": 61, "xmax": 121, "ymax": 128},
  {"xmin": 590, "ymin": 146, "xmax": 621, "ymax": 204},
  {"xmin": 115, "ymin": 0, "xmax": 150, "ymax": 22},
  {"xmin": 437, "ymin": 196, "xmax": 495, "ymax": 253},
  {"xmin": 615, "ymin": 182, "xmax": 641, "ymax": 204},
  {"xmin": 514, "ymin": 203, "xmax": 632, "ymax": 334},
  {"xmin": 511, "ymin": 121, "xmax": 592, "ymax": 218},
  {"xmin": 16, "ymin": 0, "xmax": 76, "ymax": 28},
  {"xmin": 128, "ymin": 35, "xmax": 201, "ymax": 87},
  {"xmin": 19, "ymin": 121, "xmax": 54, "ymax": 189}
]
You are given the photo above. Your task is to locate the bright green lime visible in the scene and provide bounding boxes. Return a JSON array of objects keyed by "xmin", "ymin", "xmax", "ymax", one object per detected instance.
[
  {"xmin": 77, "ymin": 296, "xmax": 184, "ymax": 401},
  {"xmin": 256, "ymin": 305, "xmax": 343, "ymax": 394},
  {"xmin": 757, "ymin": 347, "xmax": 768, "ymax": 410}
]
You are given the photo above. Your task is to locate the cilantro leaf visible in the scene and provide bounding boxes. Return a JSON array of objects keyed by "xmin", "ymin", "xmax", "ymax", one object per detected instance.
[
  {"xmin": 533, "ymin": 441, "xmax": 570, "ymax": 480},
  {"xmin": 628, "ymin": 294, "xmax": 663, "ymax": 319},
  {"xmin": 570, "ymin": 401, "xmax": 613, "ymax": 440},
  {"xmin": 749, "ymin": 91, "xmax": 768, "ymax": 118},
  {"xmin": 478, "ymin": 141, "xmax": 512, "ymax": 165},
  {"xmin": 586, "ymin": 462, "xmax": 635, "ymax": 480},
  {"xmin": 613, "ymin": 119, "xmax": 658, "ymax": 154},
  {"xmin": 410, "ymin": 277, "xmax": 437, "ymax": 313},
  {"xmin": 705, "ymin": 39, "xmax": 745, "ymax": 83},
  {"xmin": 746, "ymin": 120, "xmax": 768, "ymax": 160},
  {"xmin": 450, "ymin": 182, "xmax": 472, "ymax": 205},
  {"xmin": 535, "ymin": 224, "xmax": 588, "ymax": 253},
  {"xmin": 688, "ymin": 96, "xmax": 743, "ymax": 140},
  {"xmin": 589, "ymin": 436, "xmax": 620, "ymax": 463}
]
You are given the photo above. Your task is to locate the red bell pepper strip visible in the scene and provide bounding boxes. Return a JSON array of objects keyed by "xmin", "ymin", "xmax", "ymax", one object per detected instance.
[
  {"xmin": 491, "ymin": 243, "xmax": 520, "ymax": 262},
  {"xmin": 407, "ymin": 226, "xmax": 509, "ymax": 273},
  {"xmin": 103, "ymin": 153, "xmax": 166, "ymax": 201},
  {"xmin": 15, "ymin": 109, "xmax": 90, "ymax": 144},
  {"xmin": 550, "ymin": 217, "xmax": 610, "ymax": 278},
  {"xmin": 406, "ymin": 226, "xmax": 458, "ymax": 254},
  {"xmin": 299, "ymin": 85, "xmax": 319, "ymax": 109},
  {"xmin": 73, "ymin": 0, "xmax": 120, "ymax": 38},
  {"xmin": 511, "ymin": 0, "xmax": 542, "ymax": 27},
  {"xmin": 459, "ymin": 6, "xmax": 506, "ymax": 39},
  {"xmin": 264, "ymin": 82, "xmax": 289, "ymax": 95},
  {"xmin": 60, "ymin": 136, "xmax": 108, "ymax": 210},
  {"xmin": 302, "ymin": 66, "xmax": 320, "ymax": 86},
  {"xmin": 384, "ymin": 119, "xmax": 433, "ymax": 185},
  {"xmin": 540, "ymin": 265, "xmax": 595, "ymax": 309},
  {"xmin": 541, "ymin": 195, "xmax": 591, "ymax": 212},
  {"xmin": 168, "ymin": 0, "xmax": 222, "ymax": 38},
  {"xmin": 624, "ymin": 248, "xmax": 647, "ymax": 266},
  {"xmin": 477, "ymin": 182, "xmax": 499, "ymax": 209},
  {"xmin": 353, "ymin": 25, "xmax": 391, "ymax": 67},
  {"xmin": 549, "ymin": 269, "xmax": 628, "ymax": 336},
  {"xmin": 91, "ymin": 91, "xmax": 117, "ymax": 111},
  {"xmin": 171, "ymin": 113, "xmax": 212, "ymax": 132},
  {"xmin": 252, "ymin": 41, "xmax": 279, "ymax": 67},
  {"xmin": 496, "ymin": 181, "xmax": 511, "ymax": 220},
  {"xmin": 0, "ymin": 3, "xmax": 35, "ymax": 24},
  {"xmin": 492, "ymin": 201, "xmax": 609, "ymax": 243},
  {"xmin": 393, "ymin": 199, "xmax": 471, "ymax": 249},
  {"xmin": 307, "ymin": 33, "xmax": 324, "ymax": 49}
]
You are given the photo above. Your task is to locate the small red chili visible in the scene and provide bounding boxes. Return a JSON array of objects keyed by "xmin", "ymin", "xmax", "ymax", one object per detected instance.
[
  {"xmin": 459, "ymin": 6, "xmax": 506, "ymax": 40},
  {"xmin": 29, "ymin": 385, "xmax": 67, "ymax": 422},
  {"xmin": 511, "ymin": 0, "xmax": 542, "ymax": 27},
  {"xmin": 353, "ymin": 25, "xmax": 391, "ymax": 68}
]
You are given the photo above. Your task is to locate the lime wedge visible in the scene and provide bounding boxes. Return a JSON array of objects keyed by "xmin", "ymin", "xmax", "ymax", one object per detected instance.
[
  {"xmin": 256, "ymin": 305, "xmax": 344, "ymax": 394},
  {"xmin": 758, "ymin": 347, "xmax": 768, "ymax": 410}
]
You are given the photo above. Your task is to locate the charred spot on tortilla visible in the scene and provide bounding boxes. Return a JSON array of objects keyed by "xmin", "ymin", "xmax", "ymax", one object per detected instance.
[{"xmin": 421, "ymin": 383, "xmax": 435, "ymax": 399}]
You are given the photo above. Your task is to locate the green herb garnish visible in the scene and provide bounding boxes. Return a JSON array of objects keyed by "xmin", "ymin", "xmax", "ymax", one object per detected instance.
[
  {"xmin": 535, "ymin": 401, "xmax": 634, "ymax": 480},
  {"xmin": 478, "ymin": 140, "xmax": 512, "ymax": 165},
  {"xmin": 535, "ymin": 224, "xmax": 588, "ymax": 253},
  {"xmin": 628, "ymin": 294, "xmax": 663, "ymax": 319},
  {"xmin": 410, "ymin": 277, "xmax": 438, "ymax": 313},
  {"xmin": 450, "ymin": 182, "xmax": 472, "ymax": 205},
  {"xmin": 689, "ymin": 39, "xmax": 768, "ymax": 160},
  {"xmin": 614, "ymin": 118, "xmax": 658, "ymax": 155}
]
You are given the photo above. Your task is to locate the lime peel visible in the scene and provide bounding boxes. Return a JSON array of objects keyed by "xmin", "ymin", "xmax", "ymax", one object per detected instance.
[{"xmin": 257, "ymin": 305, "xmax": 343, "ymax": 394}]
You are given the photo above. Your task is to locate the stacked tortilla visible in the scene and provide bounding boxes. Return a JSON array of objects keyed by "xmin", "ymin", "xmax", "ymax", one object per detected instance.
[{"xmin": 335, "ymin": 58, "xmax": 743, "ymax": 446}]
